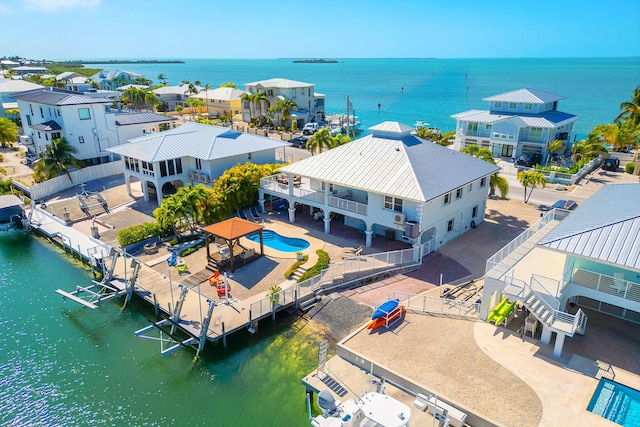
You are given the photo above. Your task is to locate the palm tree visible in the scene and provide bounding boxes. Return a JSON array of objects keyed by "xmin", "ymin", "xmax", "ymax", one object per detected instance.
[
  {"xmin": 0, "ymin": 117, "xmax": 18, "ymax": 147},
  {"xmin": 306, "ymin": 128, "xmax": 333, "ymax": 155},
  {"xmin": 490, "ymin": 174, "xmax": 509, "ymax": 199},
  {"xmin": 241, "ymin": 93, "xmax": 254, "ymax": 120},
  {"xmin": 144, "ymin": 92, "xmax": 159, "ymax": 112},
  {"xmin": 546, "ymin": 139, "xmax": 565, "ymax": 165},
  {"xmin": 460, "ymin": 145, "xmax": 495, "ymax": 163},
  {"xmin": 615, "ymin": 86, "xmax": 640, "ymax": 126},
  {"xmin": 571, "ymin": 135, "xmax": 607, "ymax": 162},
  {"xmin": 157, "ymin": 73, "xmax": 167, "ymax": 85},
  {"xmin": 461, "ymin": 144, "xmax": 509, "ymax": 199},
  {"xmin": 518, "ymin": 169, "xmax": 547, "ymax": 203},
  {"xmin": 219, "ymin": 81, "xmax": 236, "ymax": 88},
  {"xmin": 174, "ymin": 183, "xmax": 209, "ymax": 231},
  {"xmin": 203, "ymin": 83, "xmax": 211, "ymax": 116},
  {"xmin": 274, "ymin": 98, "xmax": 299, "ymax": 127},
  {"xmin": 34, "ymin": 137, "xmax": 84, "ymax": 181},
  {"xmin": 433, "ymin": 131, "xmax": 455, "ymax": 146},
  {"xmin": 328, "ymin": 133, "xmax": 351, "ymax": 149},
  {"xmin": 253, "ymin": 92, "xmax": 268, "ymax": 118},
  {"xmin": 186, "ymin": 98, "xmax": 205, "ymax": 120}
]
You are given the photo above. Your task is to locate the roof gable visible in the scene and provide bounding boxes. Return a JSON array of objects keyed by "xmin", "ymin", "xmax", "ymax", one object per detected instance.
[
  {"xmin": 244, "ymin": 78, "xmax": 313, "ymax": 88},
  {"xmin": 12, "ymin": 88, "xmax": 112, "ymax": 105},
  {"xmin": 483, "ymin": 88, "xmax": 565, "ymax": 104}
]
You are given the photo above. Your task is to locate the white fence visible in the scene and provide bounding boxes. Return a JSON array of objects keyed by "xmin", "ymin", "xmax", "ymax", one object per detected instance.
[
  {"xmin": 518, "ymin": 157, "xmax": 601, "ymax": 185},
  {"xmin": 18, "ymin": 161, "xmax": 124, "ymax": 201},
  {"xmin": 395, "ymin": 291, "xmax": 480, "ymax": 319}
]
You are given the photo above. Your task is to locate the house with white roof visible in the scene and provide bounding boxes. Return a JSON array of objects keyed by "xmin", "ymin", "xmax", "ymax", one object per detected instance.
[
  {"xmin": 0, "ymin": 79, "xmax": 43, "ymax": 118},
  {"xmin": 13, "ymin": 88, "xmax": 176, "ymax": 164},
  {"xmin": 259, "ymin": 121, "xmax": 500, "ymax": 250},
  {"xmin": 153, "ymin": 84, "xmax": 203, "ymax": 111},
  {"xmin": 451, "ymin": 88, "xmax": 579, "ymax": 164},
  {"xmin": 242, "ymin": 78, "xmax": 325, "ymax": 125},
  {"xmin": 483, "ymin": 183, "xmax": 640, "ymax": 357},
  {"xmin": 107, "ymin": 122, "xmax": 290, "ymax": 206},
  {"xmin": 11, "ymin": 66, "xmax": 49, "ymax": 76},
  {"xmin": 188, "ymin": 87, "xmax": 246, "ymax": 119}
]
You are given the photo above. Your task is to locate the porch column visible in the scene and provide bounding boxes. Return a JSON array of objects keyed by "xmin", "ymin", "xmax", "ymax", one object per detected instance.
[
  {"xmin": 323, "ymin": 216, "xmax": 331, "ymax": 234},
  {"xmin": 540, "ymin": 325, "xmax": 552, "ymax": 345},
  {"xmin": 365, "ymin": 230, "xmax": 373, "ymax": 247},
  {"xmin": 553, "ymin": 332, "xmax": 566, "ymax": 358},
  {"xmin": 288, "ymin": 207, "xmax": 296, "ymax": 223},
  {"xmin": 124, "ymin": 173, "xmax": 132, "ymax": 197},
  {"xmin": 412, "ymin": 242, "xmax": 421, "ymax": 262},
  {"xmin": 142, "ymin": 180, "xmax": 149, "ymax": 202},
  {"xmin": 155, "ymin": 181, "xmax": 163, "ymax": 206},
  {"xmin": 258, "ymin": 194, "xmax": 265, "ymax": 213}
]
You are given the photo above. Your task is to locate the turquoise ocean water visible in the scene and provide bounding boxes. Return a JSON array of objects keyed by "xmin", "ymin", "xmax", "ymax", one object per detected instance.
[
  {"xmin": 91, "ymin": 57, "xmax": 640, "ymax": 138},
  {"xmin": 2, "ymin": 58, "xmax": 639, "ymax": 426},
  {"xmin": 0, "ymin": 232, "xmax": 323, "ymax": 426}
]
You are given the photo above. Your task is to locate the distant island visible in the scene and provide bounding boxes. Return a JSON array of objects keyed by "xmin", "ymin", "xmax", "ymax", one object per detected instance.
[
  {"xmin": 293, "ymin": 59, "xmax": 338, "ymax": 64},
  {"xmin": 64, "ymin": 59, "xmax": 185, "ymax": 65}
]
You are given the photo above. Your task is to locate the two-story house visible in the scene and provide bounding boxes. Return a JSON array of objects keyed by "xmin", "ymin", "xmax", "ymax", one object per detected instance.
[
  {"xmin": 451, "ymin": 88, "xmax": 579, "ymax": 164},
  {"xmin": 482, "ymin": 183, "xmax": 640, "ymax": 357},
  {"xmin": 106, "ymin": 122, "xmax": 290, "ymax": 206},
  {"xmin": 0, "ymin": 78, "xmax": 42, "ymax": 118},
  {"xmin": 259, "ymin": 121, "xmax": 500, "ymax": 250},
  {"xmin": 188, "ymin": 87, "xmax": 246, "ymax": 120},
  {"xmin": 242, "ymin": 78, "xmax": 325, "ymax": 125},
  {"xmin": 90, "ymin": 70, "xmax": 138, "ymax": 90},
  {"xmin": 153, "ymin": 84, "xmax": 203, "ymax": 111},
  {"xmin": 13, "ymin": 88, "xmax": 176, "ymax": 165}
]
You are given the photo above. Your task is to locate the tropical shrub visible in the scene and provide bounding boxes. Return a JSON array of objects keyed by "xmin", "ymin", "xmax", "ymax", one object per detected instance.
[
  {"xmin": 284, "ymin": 255, "xmax": 309, "ymax": 279},
  {"xmin": 626, "ymin": 162, "xmax": 636, "ymax": 174},
  {"xmin": 297, "ymin": 250, "xmax": 330, "ymax": 283},
  {"xmin": 117, "ymin": 222, "xmax": 170, "ymax": 246},
  {"xmin": 0, "ymin": 178, "xmax": 13, "ymax": 194},
  {"xmin": 179, "ymin": 241, "xmax": 205, "ymax": 257}
]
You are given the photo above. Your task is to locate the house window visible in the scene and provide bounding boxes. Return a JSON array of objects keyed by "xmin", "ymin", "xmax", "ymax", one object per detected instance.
[
  {"xmin": 472, "ymin": 205, "xmax": 478, "ymax": 218},
  {"xmin": 444, "ymin": 193, "xmax": 451, "ymax": 205},
  {"xmin": 456, "ymin": 188, "xmax": 463, "ymax": 199},
  {"xmin": 485, "ymin": 124, "xmax": 492, "ymax": 131},
  {"xmin": 29, "ymin": 104, "xmax": 33, "ymax": 115},
  {"xmin": 509, "ymin": 102, "xmax": 516, "ymax": 109},
  {"xmin": 248, "ymin": 153, "xmax": 252, "ymax": 160},
  {"xmin": 39, "ymin": 106, "xmax": 44, "ymax": 118},
  {"xmin": 167, "ymin": 159, "xmax": 175, "ymax": 175},
  {"xmin": 468, "ymin": 183, "xmax": 472, "ymax": 192},
  {"xmin": 78, "ymin": 136, "xmax": 84, "ymax": 143},
  {"xmin": 467, "ymin": 122, "xmax": 478, "ymax": 134},
  {"xmin": 175, "ymin": 158, "xmax": 182, "ymax": 174},
  {"xmin": 195, "ymin": 158, "xmax": 202, "ymax": 170},
  {"xmin": 45, "ymin": 134, "xmax": 48, "ymax": 141},
  {"xmin": 447, "ymin": 219, "xmax": 454, "ymax": 232},
  {"xmin": 37, "ymin": 132, "xmax": 41, "ymax": 139},
  {"xmin": 52, "ymin": 132, "xmax": 60, "ymax": 140},
  {"xmin": 530, "ymin": 127, "xmax": 543, "ymax": 140},
  {"xmin": 141, "ymin": 161, "xmax": 154, "ymax": 177},
  {"xmin": 78, "ymin": 108, "xmax": 91, "ymax": 120},
  {"xmin": 26, "ymin": 115, "xmax": 32, "ymax": 126},
  {"xmin": 494, "ymin": 102, "xmax": 502, "ymax": 108},
  {"xmin": 57, "ymin": 109, "xmax": 61, "ymax": 117},
  {"xmin": 160, "ymin": 161, "xmax": 167, "ymax": 177},
  {"xmin": 524, "ymin": 103, "xmax": 533, "ymax": 110},
  {"xmin": 480, "ymin": 177, "xmax": 486, "ymax": 187},
  {"xmin": 384, "ymin": 196, "xmax": 403, "ymax": 212}
]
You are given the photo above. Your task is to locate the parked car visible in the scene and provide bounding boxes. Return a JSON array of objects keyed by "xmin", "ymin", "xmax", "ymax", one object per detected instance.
[
  {"xmin": 302, "ymin": 122, "xmax": 319, "ymax": 135},
  {"xmin": 514, "ymin": 153, "xmax": 542, "ymax": 168},
  {"xmin": 550, "ymin": 200, "xmax": 578, "ymax": 211},
  {"xmin": 289, "ymin": 136, "xmax": 308, "ymax": 149},
  {"xmin": 602, "ymin": 157, "xmax": 620, "ymax": 171}
]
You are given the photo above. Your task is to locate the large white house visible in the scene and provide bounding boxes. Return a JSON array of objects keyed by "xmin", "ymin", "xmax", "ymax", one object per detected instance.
[
  {"xmin": 259, "ymin": 121, "xmax": 500, "ymax": 250},
  {"xmin": 153, "ymin": 83, "xmax": 203, "ymax": 111},
  {"xmin": 242, "ymin": 78, "xmax": 325, "ymax": 126},
  {"xmin": 451, "ymin": 88, "xmax": 579, "ymax": 163},
  {"xmin": 482, "ymin": 183, "xmax": 640, "ymax": 357},
  {"xmin": 13, "ymin": 88, "xmax": 176, "ymax": 164},
  {"xmin": 107, "ymin": 122, "xmax": 291, "ymax": 206}
]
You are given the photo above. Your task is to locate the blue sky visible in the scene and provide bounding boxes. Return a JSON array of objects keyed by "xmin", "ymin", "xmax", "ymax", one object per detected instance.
[{"xmin": 1, "ymin": 0, "xmax": 638, "ymax": 59}]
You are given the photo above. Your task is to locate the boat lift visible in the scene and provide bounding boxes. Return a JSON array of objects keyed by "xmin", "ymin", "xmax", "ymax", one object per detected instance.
[
  {"xmin": 134, "ymin": 284, "xmax": 216, "ymax": 358},
  {"xmin": 55, "ymin": 250, "xmax": 140, "ymax": 309}
]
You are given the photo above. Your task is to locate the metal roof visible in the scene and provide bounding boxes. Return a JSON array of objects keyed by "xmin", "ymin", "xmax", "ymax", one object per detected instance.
[
  {"xmin": 451, "ymin": 109, "xmax": 578, "ymax": 128},
  {"xmin": 152, "ymin": 84, "xmax": 203, "ymax": 96},
  {"xmin": 107, "ymin": 122, "xmax": 290, "ymax": 162},
  {"xmin": 483, "ymin": 88, "xmax": 565, "ymax": 104},
  {"xmin": 0, "ymin": 79, "xmax": 43, "ymax": 93},
  {"xmin": 31, "ymin": 120, "xmax": 61, "ymax": 131},
  {"xmin": 114, "ymin": 112, "xmax": 177, "ymax": 126},
  {"xmin": 0, "ymin": 194, "xmax": 23, "ymax": 210},
  {"xmin": 539, "ymin": 183, "xmax": 640, "ymax": 270},
  {"xmin": 11, "ymin": 88, "xmax": 112, "ymax": 105},
  {"xmin": 244, "ymin": 78, "xmax": 313, "ymax": 88},
  {"xmin": 280, "ymin": 121, "xmax": 499, "ymax": 202},
  {"xmin": 190, "ymin": 87, "xmax": 247, "ymax": 101}
]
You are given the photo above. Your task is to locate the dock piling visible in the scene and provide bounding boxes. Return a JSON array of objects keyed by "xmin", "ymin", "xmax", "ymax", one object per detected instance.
[{"xmin": 222, "ymin": 322, "xmax": 227, "ymax": 348}]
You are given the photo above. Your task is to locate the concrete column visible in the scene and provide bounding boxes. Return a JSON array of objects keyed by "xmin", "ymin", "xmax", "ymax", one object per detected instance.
[
  {"xmin": 323, "ymin": 216, "xmax": 331, "ymax": 234},
  {"xmin": 553, "ymin": 332, "xmax": 565, "ymax": 358},
  {"xmin": 288, "ymin": 207, "xmax": 296, "ymax": 223},
  {"xmin": 156, "ymin": 189, "xmax": 163, "ymax": 207},
  {"xmin": 142, "ymin": 180, "xmax": 149, "ymax": 202},
  {"xmin": 124, "ymin": 174, "xmax": 132, "ymax": 197},
  {"xmin": 540, "ymin": 325, "xmax": 552, "ymax": 345},
  {"xmin": 412, "ymin": 242, "xmax": 421, "ymax": 262},
  {"xmin": 365, "ymin": 230, "xmax": 373, "ymax": 247},
  {"xmin": 258, "ymin": 195, "xmax": 265, "ymax": 213}
]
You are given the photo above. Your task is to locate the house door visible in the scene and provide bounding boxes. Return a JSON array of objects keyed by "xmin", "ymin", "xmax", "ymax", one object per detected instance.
[{"xmin": 501, "ymin": 144, "xmax": 513, "ymax": 157}]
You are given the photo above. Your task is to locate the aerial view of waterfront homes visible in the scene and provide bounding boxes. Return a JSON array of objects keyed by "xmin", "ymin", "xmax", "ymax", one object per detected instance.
[{"xmin": 1, "ymin": 54, "xmax": 640, "ymax": 427}]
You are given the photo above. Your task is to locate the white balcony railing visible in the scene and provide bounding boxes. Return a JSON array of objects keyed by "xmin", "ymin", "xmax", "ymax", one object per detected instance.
[
  {"xmin": 328, "ymin": 195, "xmax": 368, "ymax": 215},
  {"xmin": 571, "ymin": 268, "xmax": 640, "ymax": 303}
]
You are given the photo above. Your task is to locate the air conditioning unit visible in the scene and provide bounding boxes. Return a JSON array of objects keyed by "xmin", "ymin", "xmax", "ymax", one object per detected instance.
[
  {"xmin": 404, "ymin": 221, "xmax": 420, "ymax": 238},
  {"xmin": 394, "ymin": 213, "xmax": 406, "ymax": 225}
]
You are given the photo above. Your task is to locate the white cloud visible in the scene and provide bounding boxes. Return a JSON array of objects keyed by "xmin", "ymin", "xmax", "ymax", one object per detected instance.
[
  {"xmin": 0, "ymin": 4, "xmax": 12, "ymax": 14},
  {"xmin": 23, "ymin": 0, "xmax": 100, "ymax": 12}
]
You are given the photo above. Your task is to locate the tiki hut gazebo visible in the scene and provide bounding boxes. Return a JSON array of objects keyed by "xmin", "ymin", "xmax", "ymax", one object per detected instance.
[{"xmin": 202, "ymin": 217, "xmax": 264, "ymax": 272}]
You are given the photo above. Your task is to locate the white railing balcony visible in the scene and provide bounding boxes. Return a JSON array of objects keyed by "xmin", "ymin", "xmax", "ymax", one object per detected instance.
[
  {"xmin": 260, "ymin": 176, "xmax": 288, "ymax": 195},
  {"xmin": 294, "ymin": 187, "xmax": 325, "ymax": 204},
  {"xmin": 328, "ymin": 195, "xmax": 367, "ymax": 215},
  {"xmin": 571, "ymin": 268, "xmax": 640, "ymax": 303}
]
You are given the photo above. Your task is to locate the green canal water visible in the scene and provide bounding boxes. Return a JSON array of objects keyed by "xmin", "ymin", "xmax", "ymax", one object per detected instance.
[{"xmin": 0, "ymin": 232, "xmax": 325, "ymax": 426}]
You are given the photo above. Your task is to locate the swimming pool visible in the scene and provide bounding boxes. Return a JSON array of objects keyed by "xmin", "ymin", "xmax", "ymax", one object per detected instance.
[
  {"xmin": 246, "ymin": 230, "xmax": 310, "ymax": 252},
  {"xmin": 587, "ymin": 378, "xmax": 640, "ymax": 426}
]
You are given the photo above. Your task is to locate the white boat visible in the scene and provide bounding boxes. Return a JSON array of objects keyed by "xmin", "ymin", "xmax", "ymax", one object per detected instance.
[{"xmin": 310, "ymin": 390, "xmax": 412, "ymax": 427}]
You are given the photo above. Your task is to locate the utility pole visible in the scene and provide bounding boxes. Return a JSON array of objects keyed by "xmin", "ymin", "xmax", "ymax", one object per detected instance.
[{"xmin": 346, "ymin": 95, "xmax": 350, "ymax": 139}]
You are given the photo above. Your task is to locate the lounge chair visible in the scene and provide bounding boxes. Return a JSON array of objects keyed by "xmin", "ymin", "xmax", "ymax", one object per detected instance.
[
  {"xmin": 166, "ymin": 251, "xmax": 178, "ymax": 267},
  {"xmin": 176, "ymin": 260, "xmax": 189, "ymax": 275},
  {"xmin": 250, "ymin": 206, "xmax": 261, "ymax": 220},
  {"xmin": 342, "ymin": 245, "xmax": 363, "ymax": 259},
  {"xmin": 611, "ymin": 273, "xmax": 626, "ymax": 293},
  {"xmin": 237, "ymin": 209, "xmax": 248, "ymax": 220}
]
